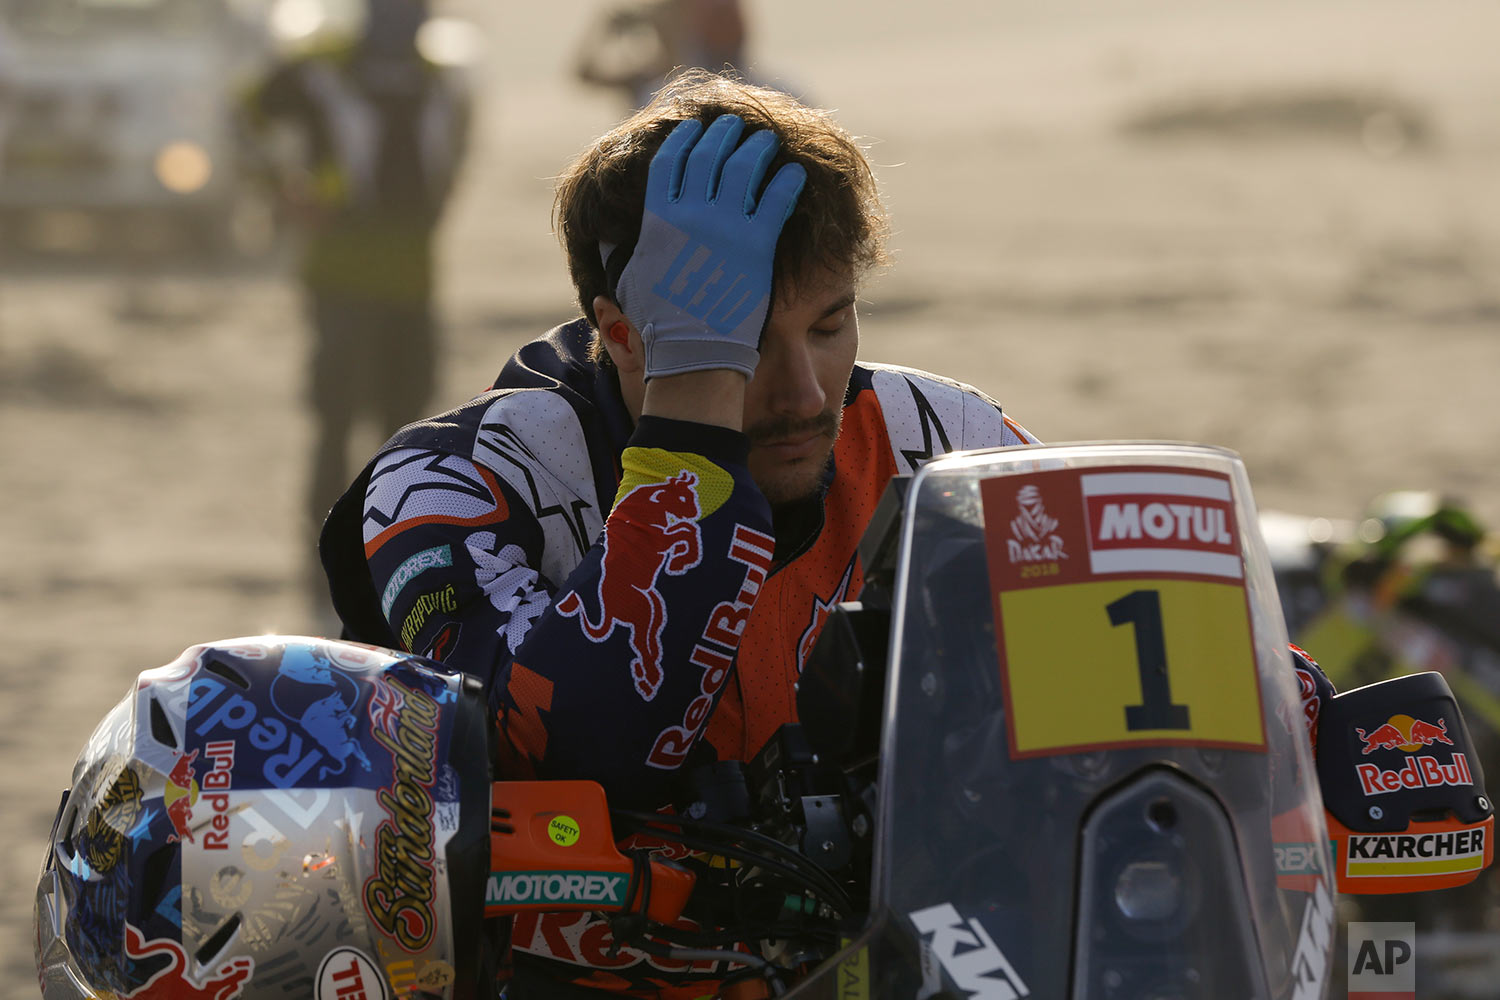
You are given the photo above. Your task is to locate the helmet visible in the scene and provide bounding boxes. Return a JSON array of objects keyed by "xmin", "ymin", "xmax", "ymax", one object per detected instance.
[{"xmin": 34, "ymin": 635, "xmax": 502, "ymax": 999}]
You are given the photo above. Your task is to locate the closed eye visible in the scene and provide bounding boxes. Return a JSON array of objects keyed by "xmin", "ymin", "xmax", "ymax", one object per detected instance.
[{"xmin": 812, "ymin": 307, "xmax": 852, "ymax": 336}]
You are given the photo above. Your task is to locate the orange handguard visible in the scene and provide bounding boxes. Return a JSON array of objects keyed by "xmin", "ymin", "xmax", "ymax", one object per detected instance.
[
  {"xmin": 486, "ymin": 780, "xmax": 696, "ymax": 925},
  {"xmin": 1326, "ymin": 810, "xmax": 1494, "ymax": 894}
]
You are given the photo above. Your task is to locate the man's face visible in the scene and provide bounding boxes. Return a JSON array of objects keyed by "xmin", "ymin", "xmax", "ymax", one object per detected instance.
[{"xmin": 743, "ymin": 270, "xmax": 859, "ymax": 506}]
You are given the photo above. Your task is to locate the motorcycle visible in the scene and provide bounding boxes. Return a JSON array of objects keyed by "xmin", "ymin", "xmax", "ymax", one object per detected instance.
[{"xmin": 34, "ymin": 443, "xmax": 1496, "ymax": 999}]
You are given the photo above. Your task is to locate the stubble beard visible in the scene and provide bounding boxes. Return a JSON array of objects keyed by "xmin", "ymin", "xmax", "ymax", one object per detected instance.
[{"xmin": 746, "ymin": 408, "xmax": 843, "ymax": 506}]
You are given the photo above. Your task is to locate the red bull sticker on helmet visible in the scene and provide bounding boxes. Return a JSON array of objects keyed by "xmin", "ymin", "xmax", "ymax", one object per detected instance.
[
  {"xmin": 163, "ymin": 749, "xmax": 200, "ymax": 844},
  {"xmin": 122, "ymin": 924, "xmax": 253, "ymax": 999},
  {"xmin": 980, "ymin": 465, "xmax": 1265, "ymax": 758}
]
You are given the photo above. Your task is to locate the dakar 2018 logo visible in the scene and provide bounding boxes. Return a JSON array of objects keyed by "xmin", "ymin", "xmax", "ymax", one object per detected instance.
[
  {"xmin": 1008, "ymin": 485, "xmax": 1067, "ymax": 563},
  {"xmin": 556, "ymin": 471, "xmax": 703, "ymax": 702},
  {"xmin": 363, "ymin": 681, "xmax": 442, "ymax": 952}
]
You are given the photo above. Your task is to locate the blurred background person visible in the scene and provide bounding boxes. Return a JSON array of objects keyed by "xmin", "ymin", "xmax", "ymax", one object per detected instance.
[
  {"xmin": 573, "ymin": 0, "xmax": 756, "ymax": 110},
  {"xmin": 243, "ymin": 0, "xmax": 471, "ymax": 608}
]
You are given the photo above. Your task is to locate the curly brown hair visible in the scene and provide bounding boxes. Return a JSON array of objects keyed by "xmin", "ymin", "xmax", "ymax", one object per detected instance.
[{"xmin": 553, "ymin": 71, "xmax": 889, "ymax": 348}]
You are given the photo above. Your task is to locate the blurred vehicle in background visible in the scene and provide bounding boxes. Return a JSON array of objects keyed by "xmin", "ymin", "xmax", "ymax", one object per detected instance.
[{"xmin": 0, "ymin": 0, "xmax": 279, "ymax": 261}]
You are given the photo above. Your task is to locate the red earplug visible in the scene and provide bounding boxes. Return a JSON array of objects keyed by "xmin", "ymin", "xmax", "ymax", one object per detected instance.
[{"xmin": 608, "ymin": 322, "xmax": 630, "ymax": 346}]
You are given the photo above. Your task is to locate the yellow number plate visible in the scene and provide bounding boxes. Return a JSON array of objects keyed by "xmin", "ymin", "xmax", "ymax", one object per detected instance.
[
  {"xmin": 981, "ymin": 465, "xmax": 1268, "ymax": 758},
  {"xmin": 999, "ymin": 579, "xmax": 1264, "ymax": 756}
]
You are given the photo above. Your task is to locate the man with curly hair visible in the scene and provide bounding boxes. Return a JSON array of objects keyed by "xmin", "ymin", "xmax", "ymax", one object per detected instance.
[{"xmin": 320, "ymin": 70, "xmax": 1037, "ymax": 996}]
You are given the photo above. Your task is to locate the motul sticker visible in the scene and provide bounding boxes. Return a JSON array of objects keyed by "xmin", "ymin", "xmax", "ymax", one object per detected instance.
[
  {"xmin": 983, "ymin": 466, "xmax": 1244, "ymax": 592},
  {"xmin": 1080, "ymin": 470, "xmax": 1240, "ymax": 579},
  {"xmin": 316, "ymin": 948, "xmax": 389, "ymax": 1000}
]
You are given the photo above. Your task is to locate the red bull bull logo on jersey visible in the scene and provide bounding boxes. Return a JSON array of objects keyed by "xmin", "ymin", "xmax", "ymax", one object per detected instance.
[
  {"xmin": 647, "ymin": 523, "xmax": 773, "ymax": 769},
  {"xmin": 122, "ymin": 924, "xmax": 253, "ymax": 999},
  {"xmin": 556, "ymin": 470, "xmax": 703, "ymax": 702},
  {"xmin": 1355, "ymin": 713, "xmax": 1471, "ymax": 796}
]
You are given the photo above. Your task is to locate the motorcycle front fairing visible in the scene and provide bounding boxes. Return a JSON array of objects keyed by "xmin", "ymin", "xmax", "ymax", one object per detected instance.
[{"xmin": 793, "ymin": 443, "xmax": 1336, "ymax": 1000}]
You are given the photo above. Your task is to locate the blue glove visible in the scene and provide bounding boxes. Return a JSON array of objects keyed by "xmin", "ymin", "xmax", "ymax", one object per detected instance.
[{"xmin": 615, "ymin": 114, "xmax": 807, "ymax": 380}]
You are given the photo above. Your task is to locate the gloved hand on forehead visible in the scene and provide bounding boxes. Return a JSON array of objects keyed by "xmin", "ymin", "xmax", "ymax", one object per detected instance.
[{"xmin": 615, "ymin": 113, "xmax": 807, "ymax": 380}]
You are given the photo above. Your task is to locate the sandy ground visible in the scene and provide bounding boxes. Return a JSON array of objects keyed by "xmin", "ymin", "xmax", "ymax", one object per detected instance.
[{"xmin": 4, "ymin": 0, "xmax": 1500, "ymax": 989}]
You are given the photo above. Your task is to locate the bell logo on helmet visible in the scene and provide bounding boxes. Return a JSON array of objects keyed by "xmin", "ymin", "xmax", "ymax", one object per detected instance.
[{"xmin": 315, "ymin": 947, "xmax": 389, "ymax": 1000}]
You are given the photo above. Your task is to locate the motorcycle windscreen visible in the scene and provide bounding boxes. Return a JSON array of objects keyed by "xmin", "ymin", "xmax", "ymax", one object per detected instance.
[{"xmin": 876, "ymin": 443, "xmax": 1336, "ymax": 1000}]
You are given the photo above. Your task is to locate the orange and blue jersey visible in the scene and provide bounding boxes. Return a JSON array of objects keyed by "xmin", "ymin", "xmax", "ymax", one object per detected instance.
[{"xmin": 318, "ymin": 318, "xmax": 1038, "ymax": 995}]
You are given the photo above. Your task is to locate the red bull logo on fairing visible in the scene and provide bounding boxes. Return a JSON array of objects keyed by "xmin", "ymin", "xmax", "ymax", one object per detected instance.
[
  {"xmin": 1354, "ymin": 713, "xmax": 1471, "ymax": 797},
  {"xmin": 122, "ymin": 924, "xmax": 253, "ymax": 999},
  {"xmin": 556, "ymin": 471, "xmax": 703, "ymax": 701},
  {"xmin": 1356, "ymin": 714, "xmax": 1456, "ymax": 754}
]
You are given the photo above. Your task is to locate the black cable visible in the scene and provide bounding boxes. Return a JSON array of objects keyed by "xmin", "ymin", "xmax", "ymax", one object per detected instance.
[
  {"xmin": 609, "ymin": 809, "xmax": 855, "ymax": 916},
  {"xmin": 638, "ymin": 918, "xmax": 841, "ymax": 951},
  {"xmin": 614, "ymin": 821, "xmax": 851, "ymax": 919},
  {"xmin": 617, "ymin": 809, "xmax": 827, "ymax": 879}
]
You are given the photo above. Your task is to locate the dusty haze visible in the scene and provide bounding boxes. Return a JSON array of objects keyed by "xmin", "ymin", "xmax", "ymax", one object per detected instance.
[{"xmin": 4, "ymin": 0, "xmax": 1499, "ymax": 988}]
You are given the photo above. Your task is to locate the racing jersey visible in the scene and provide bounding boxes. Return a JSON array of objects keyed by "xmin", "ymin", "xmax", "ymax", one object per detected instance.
[{"xmin": 319, "ymin": 318, "xmax": 1037, "ymax": 995}]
